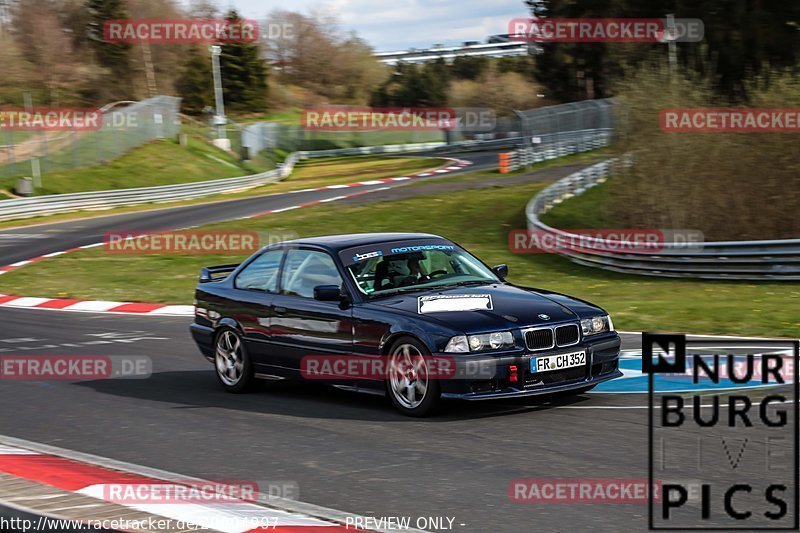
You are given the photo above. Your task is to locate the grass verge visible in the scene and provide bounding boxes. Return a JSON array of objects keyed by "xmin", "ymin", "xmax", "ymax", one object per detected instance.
[
  {"xmin": 2, "ymin": 176, "xmax": 798, "ymax": 337},
  {"xmin": 539, "ymin": 179, "xmax": 615, "ymax": 229},
  {"xmin": 0, "ymin": 134, "xmax": 265, "ymax": 196},
  {"xmin": 0, "ymin": 155, "xmax": 444, "ymax": 229}
]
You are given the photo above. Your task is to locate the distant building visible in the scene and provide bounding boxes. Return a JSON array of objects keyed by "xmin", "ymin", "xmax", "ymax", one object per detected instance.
[{"xmin": 374, "ymin": 35, "xmax": 539, "ymax": 65}]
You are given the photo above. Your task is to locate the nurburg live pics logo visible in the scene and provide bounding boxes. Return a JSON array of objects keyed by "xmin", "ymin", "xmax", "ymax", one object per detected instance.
[{"xmin": 644, "ymin": 333, "xmax": 799, "ymax": 530}]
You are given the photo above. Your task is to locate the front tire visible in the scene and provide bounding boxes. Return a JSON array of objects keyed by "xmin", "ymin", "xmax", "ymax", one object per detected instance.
[
  {"xmin": 214, "ymin": 327, "xmax": 258, "ymax": 393},
  {"xmin": 385, "ymin": 336, "xmax": 440, "ymax": 417}
]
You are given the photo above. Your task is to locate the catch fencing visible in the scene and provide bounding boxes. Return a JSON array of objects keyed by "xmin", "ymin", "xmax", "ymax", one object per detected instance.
[
  {"xmin": 500, "ymin": 129, "xmax": 613, "ymax": 172},
  {"xmin": 238, "ymin": 99, "xmax": 616, "ymax": 159},
  {"xmin": 0, "ymin": 96, "xmax": 181, "ymax": 180}
]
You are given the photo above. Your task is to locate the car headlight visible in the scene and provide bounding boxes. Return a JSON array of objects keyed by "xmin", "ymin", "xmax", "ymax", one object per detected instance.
[
  {"xmin": 581, "ymin": 315, "xmax": 613, "ymax": 336},
  {"xmin": 444, "ymin": 331, "xmax": 515, "ymax": 353}
]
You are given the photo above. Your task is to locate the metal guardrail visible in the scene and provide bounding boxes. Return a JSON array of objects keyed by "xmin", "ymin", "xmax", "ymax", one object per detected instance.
[
  {"xmin": 0, "ymin": 152, "xmax": 297, "ymax": 221},
  {"xmin": 0, "ymin": 140, "xmax": 484, "ymax": 221},
  {"xmin": 504, "ymin": 129, "xmax": 612, "ymax": 171},
  {"xmin": 0, "ymin": 124, "xmax": 610, "ymax": 222},
  {"xmin": 297, "ymin": 137, "xmax": 534, "ymax": 158},
  {"xmin": 296, "ymin": 142, "xmax": 446, "ymax": 158},
  {"xmin": 526, "ymin": 159, "xmax": 800, "ymax": 280}
]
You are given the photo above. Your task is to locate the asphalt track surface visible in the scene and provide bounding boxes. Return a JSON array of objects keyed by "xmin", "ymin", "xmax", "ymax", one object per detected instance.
[{"xmin": 0, "ymin": 151, "xmax": 794, "ymax": 532}]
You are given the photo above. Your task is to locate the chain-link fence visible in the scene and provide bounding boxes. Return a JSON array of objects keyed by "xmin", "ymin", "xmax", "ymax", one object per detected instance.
[
  {"xmin": 516, "ymin": 98, "xmax": 615, "ymax": 139},
  {"xmin": 0, "ymin": 97, "xmax": 613, "ymax": 182},
  {"xmin": 234, "ymin": 100, "xmax": 614, "ymax": 160},
  {"xmin": 0, "ymin": 96, "xmax": 181, "ymax": 181}
]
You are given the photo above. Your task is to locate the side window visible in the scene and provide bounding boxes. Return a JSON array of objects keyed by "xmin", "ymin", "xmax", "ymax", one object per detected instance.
[
  {"xmin": 281, "ymin": 249, "xmax": 343, "ymax": 298},
  {"xmin": 234, "ymin": 250, "xmax": 283, "ymax": 292}
]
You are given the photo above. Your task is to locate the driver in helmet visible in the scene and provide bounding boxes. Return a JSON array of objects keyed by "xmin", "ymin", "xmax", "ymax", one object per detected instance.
[{"xmin": 375, "ymin": 254, "xmax": 424, "ymax": 290}]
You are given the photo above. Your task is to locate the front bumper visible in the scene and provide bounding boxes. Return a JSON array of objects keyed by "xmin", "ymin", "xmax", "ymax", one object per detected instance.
[{"xmin": 440, "ymin": 333, "xmax": 621, "ymax": 400}]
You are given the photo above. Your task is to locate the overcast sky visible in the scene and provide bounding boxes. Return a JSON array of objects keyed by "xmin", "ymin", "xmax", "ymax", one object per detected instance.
[{"xmin": 190, "ymin": 0, "xmax": 530, "ymax": 51}]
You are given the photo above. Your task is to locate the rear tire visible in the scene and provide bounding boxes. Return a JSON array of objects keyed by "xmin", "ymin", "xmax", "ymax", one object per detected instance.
[
  {"xmin": 385, "ymin": 336, "xmax": 441, "ymax": 417},
  {"xmin": 214, "ymin": 327, "xmax": 258, "ymax": 393}
]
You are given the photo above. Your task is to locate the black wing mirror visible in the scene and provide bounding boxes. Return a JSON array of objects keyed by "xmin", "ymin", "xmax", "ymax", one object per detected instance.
[
  {"xmin": 313, "ymin": 284, "xmax": 343, "ymax": 301},
  {"xmin": 491, "ymin": 264, "xmax": 508, "ymax": 280}
]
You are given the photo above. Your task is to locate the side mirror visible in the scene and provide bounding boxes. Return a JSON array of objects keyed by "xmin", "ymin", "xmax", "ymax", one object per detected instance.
[
  {"xmin": 314, "ymin": 284, "xmax": 343, "ymax": 301},
  {"xmin": 491, "ymin": 264, "xmax": 508, "ymax": 280}
]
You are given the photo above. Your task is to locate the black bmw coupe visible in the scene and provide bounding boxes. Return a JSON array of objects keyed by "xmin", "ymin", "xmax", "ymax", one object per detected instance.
[{"xmin": 191, "ymin": 233, "xmax": 621, "ymax": 416}]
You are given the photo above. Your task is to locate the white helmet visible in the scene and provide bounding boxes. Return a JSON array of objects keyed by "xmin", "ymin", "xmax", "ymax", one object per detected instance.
[{"xmin": 387, "ymin": 258, "xmax": 411, "ymax": 276}]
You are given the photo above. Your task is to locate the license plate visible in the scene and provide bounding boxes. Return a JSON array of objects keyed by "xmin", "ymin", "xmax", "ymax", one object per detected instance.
[{"xmin": 531, "ymin": 351, "xmax": 586, "ymax": 373}]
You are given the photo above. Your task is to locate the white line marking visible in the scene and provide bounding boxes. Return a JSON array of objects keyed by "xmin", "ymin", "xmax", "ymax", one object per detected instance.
[
  {"xmin": 77, "ymin": 485, "xmax": 336, "ymax": 532},
  {"xmin": 47, "ymin": 503, "xmax": 107, "ymax": 512},
  {"xmin": 5, "ymin": 494, "xmax": 64, "ymax": 501},
  {"xmin": 147, "ymin": 305, "xmax": 194, "ymax": 316},
  {"xmin": 204, "ymin": 154, "xmax": 239, "ymax": 169},
  {"xmin": 561, "ymin": 400, "xmax": 792, "ymax": 409},
  {"xmin": 319, "ymin": 196, "xmax": 347, "ymax": 203},
  {"xmin": 0, "ymin": 445, "xmax": 39, "ymax": 455},
  {"xmin": 0, "ymin": 435, "xmax": 428, "ymax": 533},
  {"xmin": 618, "ymin": 330, "xmax": 798, "ymax": 341},
  {"xmin": 270, "ymin": 206, "xmax": 300, "ymax": 213}
]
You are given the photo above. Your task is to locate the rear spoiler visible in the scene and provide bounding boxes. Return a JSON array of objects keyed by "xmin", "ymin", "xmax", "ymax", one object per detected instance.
[{"xmin": 199, "ymin": 264, "xmax": 240, "ymax": 283}]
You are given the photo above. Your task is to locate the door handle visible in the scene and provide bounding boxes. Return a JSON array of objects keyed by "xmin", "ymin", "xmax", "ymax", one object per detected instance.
[{"xmin": 274, "ymin": 306, "xmax": 287, "ymax": 315}]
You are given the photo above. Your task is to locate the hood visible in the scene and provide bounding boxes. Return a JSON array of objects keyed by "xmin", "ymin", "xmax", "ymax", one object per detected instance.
[{"xmin": 366, "ymin": 283, "xmax": 594, "ymax": 333}]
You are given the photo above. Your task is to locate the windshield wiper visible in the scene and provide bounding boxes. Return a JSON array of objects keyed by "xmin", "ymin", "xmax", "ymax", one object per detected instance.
[
  {"xmin": 370, "ymin": 280, "xmax": 495, "ymax": 299},
  {"xmin": 452, "ymin": 280, "xmax": 494, "ymax": 287},
  {"xmin": 371, "ymin": 285, "xmax": 436, "ymax": 298}
]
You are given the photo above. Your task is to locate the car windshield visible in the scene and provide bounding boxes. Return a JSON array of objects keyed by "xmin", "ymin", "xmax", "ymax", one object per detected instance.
[{"xmin": 343, "ymin": 243, "xmax": 499, "ymax": 297}]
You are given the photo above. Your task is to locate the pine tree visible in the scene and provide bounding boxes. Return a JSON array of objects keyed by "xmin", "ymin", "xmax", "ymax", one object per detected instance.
[
  {"xmin": 86, "ymin": 0, "xmax": 132, "ymax": 99},
  {"xmin": 218, "ymin": 9, "xmax": 268, "ymax": 112},
  {"xmin": 175, "ymin": 46, "xmax": 213, "ymax": 115}
]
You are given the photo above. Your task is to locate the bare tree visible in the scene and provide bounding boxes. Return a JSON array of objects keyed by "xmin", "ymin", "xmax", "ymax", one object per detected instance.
[{"xmin": 264, "ymin": 9, "xmax": 386, "ymax": 103}]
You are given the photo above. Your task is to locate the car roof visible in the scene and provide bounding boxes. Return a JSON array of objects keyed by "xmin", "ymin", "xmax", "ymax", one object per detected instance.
[{"xmin": 275, "ymin": 232, "xmax": 448, "ymax": 253}]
